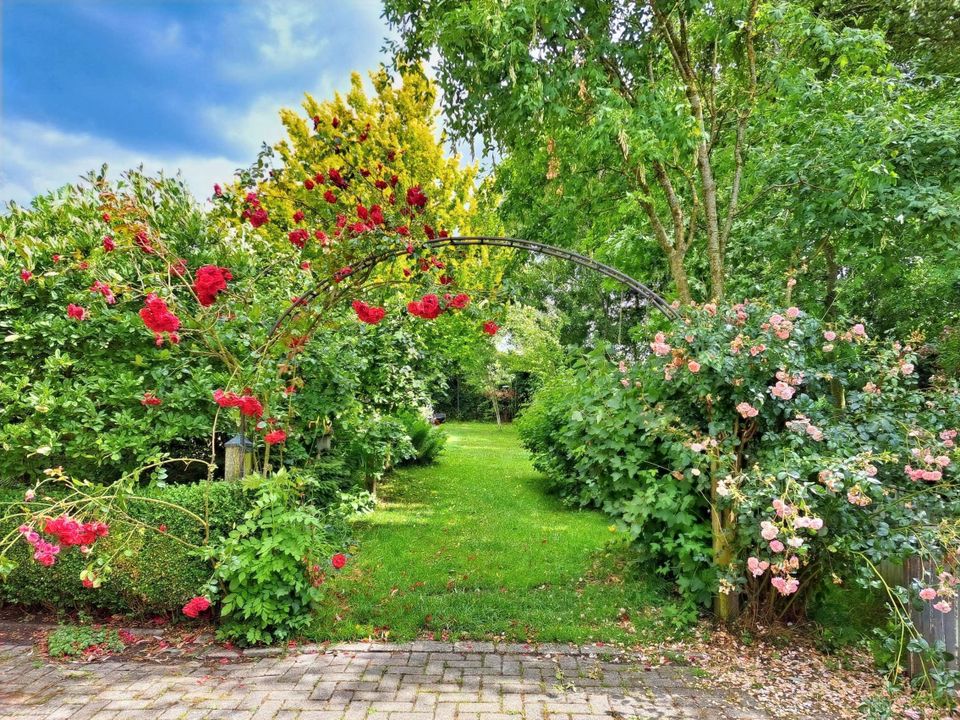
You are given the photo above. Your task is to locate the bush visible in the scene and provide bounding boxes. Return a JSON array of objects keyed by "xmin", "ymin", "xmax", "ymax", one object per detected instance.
[
  {"xmin": 519, "ymin": 300, "xmax": 960, "ymax": 616},
  {"xmin": 206, "ymin": 470, "xmax": 345, "ymax": 645},
  {"xmin": 0, "ymin": 481, "xmax": 248, "ymax": 614}
]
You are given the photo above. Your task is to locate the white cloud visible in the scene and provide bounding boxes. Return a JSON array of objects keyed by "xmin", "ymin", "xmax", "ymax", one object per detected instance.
[{"xmin": 0, "ymin": 119, "xmax": 241, "ymax": 206}]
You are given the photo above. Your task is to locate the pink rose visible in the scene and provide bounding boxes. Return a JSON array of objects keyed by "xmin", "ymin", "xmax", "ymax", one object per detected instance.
[
  {"xmin": 823, "ymin": 330, "xmax": 836, "ymax": 341},
  {"xmin": 934, "ymin": 600, "xmax": 952, "ymax": 614},
  {"xmin": 687, "ymin": 360, "xmax": 701, "ymax": 373},
  {"xmin": 919, "ymin": 588, "xmax": 937, "ymax": 601},
  {"xmin": 769, "ymin": 539, "xmax": 785, "ymax": 553}
]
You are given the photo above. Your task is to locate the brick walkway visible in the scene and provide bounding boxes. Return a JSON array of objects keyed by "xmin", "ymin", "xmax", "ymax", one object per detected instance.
[{"xmin": 0, "ymin": 639, "xmax": 769, "ymax": 719}]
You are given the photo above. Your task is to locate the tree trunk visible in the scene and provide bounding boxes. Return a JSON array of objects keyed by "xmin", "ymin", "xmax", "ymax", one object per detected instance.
[
  {"xmin": 668, "ymin": 249, "xmax": 694, "ymax": 305},
  {"xmin": 712, "ymin": 461, "xmax": 740, "ymax": 622}
]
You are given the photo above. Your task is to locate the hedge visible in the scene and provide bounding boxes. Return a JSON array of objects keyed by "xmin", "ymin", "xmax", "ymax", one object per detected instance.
[{"xmin": 0, "ymin": 481, "xmax": 249, "ymax": 615}]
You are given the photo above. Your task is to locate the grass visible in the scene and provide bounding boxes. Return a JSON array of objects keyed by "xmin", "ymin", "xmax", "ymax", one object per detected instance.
[{"xmin": 312, "ymin": 421, "xmax": 683, "ymax": 644}]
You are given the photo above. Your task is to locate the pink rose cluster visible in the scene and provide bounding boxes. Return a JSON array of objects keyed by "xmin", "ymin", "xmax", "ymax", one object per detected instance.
[
  {"xmin": 917, "ymin": 572, "xmax": 960, "ymax": 614},
  {"xmin": 18, "ymin": 515, "xmax": 109, "ymax": 567},
  {"xmin": 904, "ymin": 441, "xmax": 953, "ymax": 483},
  {"xmin": 649, "ymin": 331, "xmax": 671, "ymax": 357},
  {"xmin": 785, "ymin": 414, "xmax": 824, "ymax": 442}
]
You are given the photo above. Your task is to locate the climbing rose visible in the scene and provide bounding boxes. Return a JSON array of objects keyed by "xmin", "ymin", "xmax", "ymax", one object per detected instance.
[
  {"xmin": 736, "ymin": 402, "xmax": 759, "ymax": 418},
  {"xmin": 331, "ymin": 553, "xmax": 347, "ymax": 570},
  {"xmin": 238, "ymin": 395, "xmax": 264, "ymax": 419},
  {"xmin": 770, "ymin": 381, "xmax": 796, "ymax": 400},
  {"xmin": 406, "ymin": 186, "xmax": 428, "ymax": 208},
  {"xmin": 408, "ymin": 294, "xmax": 442, "ymax": 320},
  {"xmin": 134, "ymin": 230, "xmax": 155, "ymax": 254},
  {"xmin": 213, "ymin": 389, "xmax": 241, "ymax": 408},
  {"xmin": 139, "ymin": 294, "xmax": 181, "ymax": 345},
  {"xmin": 90, "ymin": 280, "xmax": 116, "ymax": 304},
  {"xmin": 141, "ymin": 392, "xmax": 162, "ymax": 407},
  {"xmin": 352, "ymin": 300, "xmax": 386, "ymax": 325},
  {"xmin": 448, "ymin": 293, "xmax": 470, "ymax": 310},
  {"xmin": 934, "ymin": 600, "xmax": 952, "ymax": 614},
  {"xmin": 193, "ymin": 266, "xmax": 232, "ymax": 306},
  {"xmin": 67, "ymin": 304, "xmax": 88, "ymax": 321},
  {"xmin": 483, "ymin": 321, "xmax": 499, "ymax": 336},
  {"xmin": 289, "ymin": 228, "xmax": 309, "ymax": 249},
  {"xmin": 650, "ymin": 332, "xmax": 671, "ymax": 356},
  {"xmin": 333, "ymin": 266, "xmax": 353, "ymax": 283},
  {"xmin": 747, "ymin": 557, "xmax": 769, "ymax": 577},
  {"xmin": 182, "ymin": 596, "xmax": 211, "ymax": 618},
  {"xmin": 920, "ymin": 587, "xmax": 938, "ymax": 601},
  {"xmin": 264, "ymin": 429, "xmax": 287, "ymax": 445},
  {"xmin": 20, "ymin": 269, "xmax": 31, "ymax": 283}
]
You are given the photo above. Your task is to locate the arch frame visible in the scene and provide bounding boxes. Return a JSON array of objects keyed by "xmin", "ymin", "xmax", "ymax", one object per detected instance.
[{"xmin": 270, "ymin": 235, "xmax": 676, "ymax": 338}]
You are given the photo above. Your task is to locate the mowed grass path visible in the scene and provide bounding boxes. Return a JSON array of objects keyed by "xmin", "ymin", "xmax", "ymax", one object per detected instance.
[{"xmin": 313, "ymin": 422, "xmax": 678, "ymax": 644}]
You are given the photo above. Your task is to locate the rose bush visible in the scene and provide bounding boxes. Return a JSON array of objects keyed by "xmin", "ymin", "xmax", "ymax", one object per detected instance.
[{"xmin": 519, "ymin": 300, "xmax": 960, "ymax": 628}]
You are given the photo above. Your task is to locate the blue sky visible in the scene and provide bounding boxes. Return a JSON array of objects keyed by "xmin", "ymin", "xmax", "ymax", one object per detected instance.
[{"xmin": 1, "ymin": 0, "xmax": 398, "ymax": 204}]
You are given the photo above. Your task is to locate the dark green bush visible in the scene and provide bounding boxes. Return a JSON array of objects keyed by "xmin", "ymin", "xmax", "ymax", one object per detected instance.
[{"xmin": 0, "ymin": 481, "xmax": 248, "ymax": 614}]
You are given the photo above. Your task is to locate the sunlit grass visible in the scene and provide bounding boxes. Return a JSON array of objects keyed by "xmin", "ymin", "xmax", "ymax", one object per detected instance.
[{"xmin": 311, "ymin": 422, "xmax": 682, "ymax": 644}]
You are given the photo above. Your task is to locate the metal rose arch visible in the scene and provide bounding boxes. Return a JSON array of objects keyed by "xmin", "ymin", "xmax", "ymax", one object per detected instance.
[{"xmin": 270, "ymin": 235, "xmax": 677, "ymax": 339}]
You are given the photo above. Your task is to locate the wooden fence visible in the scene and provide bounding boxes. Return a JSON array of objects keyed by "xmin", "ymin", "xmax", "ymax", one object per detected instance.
[{"xmin": 880, "ymin": 557, "xmax": 959, "ymax": 675}]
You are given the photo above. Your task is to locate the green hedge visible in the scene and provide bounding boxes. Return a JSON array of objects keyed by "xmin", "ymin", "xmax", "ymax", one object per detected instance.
[{"xmin": 0, "ymin": 481, "xmax": 249, "ymax": 615}]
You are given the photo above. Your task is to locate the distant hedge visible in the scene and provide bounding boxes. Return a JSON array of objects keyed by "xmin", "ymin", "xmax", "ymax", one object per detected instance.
[{"xmin": 0, "ymin": 481, "xmax": 248, "ymax": 614}]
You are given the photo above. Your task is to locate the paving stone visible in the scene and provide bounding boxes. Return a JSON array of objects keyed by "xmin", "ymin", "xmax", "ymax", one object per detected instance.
[{"xmin": 0, "ymin": 640, "xmax": 771, "ymax": 720}]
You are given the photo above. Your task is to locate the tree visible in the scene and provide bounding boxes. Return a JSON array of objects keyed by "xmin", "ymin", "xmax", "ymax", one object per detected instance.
[{"xmin": 385, "ymin": 0, "xmax": 772, "ymax": 302}]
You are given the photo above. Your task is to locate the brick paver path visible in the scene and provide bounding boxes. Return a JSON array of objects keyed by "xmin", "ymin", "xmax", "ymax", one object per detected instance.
[{"xmin": 0, "ymin": 639, "xmax": 769, "ymax": 719}]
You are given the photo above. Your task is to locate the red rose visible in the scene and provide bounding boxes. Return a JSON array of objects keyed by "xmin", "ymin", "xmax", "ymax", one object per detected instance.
[
  {"xmin": 483, "ymin": 321, "xmax": 499, "ymax": 336},
  {"xmin": 324, "ymin": 190, "xmax": 337, "ymax": 204},
  {"xmin": 408, "ymin": 294, "xmax": 442, "ymax": 320},
  {"xmin": 331, "ymin": 553, "xmax": 347, "ymax": 570},
  {"xmin": 135, "ymin": 230, "xmax": 155, "ymax": 254},
  {"xmin": 141, "ymin": 391, "xmax": 162, "ymax": 407},
  {"xmin": 20, "ymin": 269, "xmax": 32, "ymax": 283},
  {"xmin": 288, "ymin": 228, "xmax": 309, "ymax": 249},
  {"xmin": 406, "ymin": 186, "xmax": 428, "ymax": 208},
  {"xmin": 293, "ymin": 210, "xmax": 306, "ymax": 223},
  {"xmin": 193, "ymin": 265, "xmax": 232, "ymax": 307},
  {"xmin": 67, "ymin": 304, "xmax": 88, "ymax": 321},
  {"xmin": 213, "ymin": 183, "xmax": 223, "ymax": 197},
  {"xmin": 264, "ymin": 429, "xmax": 287, "ymax": 445},
  {"xmin": 102, "ymin": 236, "xmax": 116, "ymax": 251},
  {"xmin": 182, "ymin": 596, "xmax": 211, "ymax": 618},
  {"xmin": 333, "ymin": 267, "xmax": 353, "ymax": 283},
  {"xmin": 139, "ymin": 294, "xmax": 181, "ymax": 344},
  {"xmin": 375, "ymin": 179, "xmax": 388, "ymax": 190},
  {"xmin": 352, "ymin": 300, "xmax": 386, "ymax": 325},
  {"xmin": 247, "ymin": 207, "xmax": 269, "ymax": 228},
  {"xmin": 449, "ymin": 293, "xmax": 470, "ymax": 310},
  {"xmin": 303, "ymin": 179, "xmax": 315, "ymax": 190},
  {"xmin": 238, "ymin": 395, "xmax": 264, "ymax": 418}
]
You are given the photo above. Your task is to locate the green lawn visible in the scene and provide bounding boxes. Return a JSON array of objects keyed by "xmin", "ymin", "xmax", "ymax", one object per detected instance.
[{"xmin": 312, "ymin": 422, "xmax": 682, "ymax": 644}]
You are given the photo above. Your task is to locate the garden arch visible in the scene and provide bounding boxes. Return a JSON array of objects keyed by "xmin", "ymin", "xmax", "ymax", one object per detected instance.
[{"xmin": 271, "ymin": 235, "xmax": 677, "ymax": 338}]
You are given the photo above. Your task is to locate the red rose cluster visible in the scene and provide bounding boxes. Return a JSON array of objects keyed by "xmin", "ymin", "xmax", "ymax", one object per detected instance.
[
  {"xmin": 242, "ymin": 192, "xmax": 269, "ymax": 228},
  {"xmin": 352, "ymin": 300, "xmax": 386, "ymax": 325},
  {"xmin": 213, "ymin": 388, "xmax": 264, "ymax": 418},
  {"xmin": 67, "ymin": 304, "xmax": 88, "ymax": 321},
  {"xmin": 182, "ymin": 596, "xmax": 211, "ymax": 618},
  {"xmin": 193, "ymin": 265, "xmax": 233, "ymax": 306},
  {"xmin": 407, "ymin": 293, "xmax": 471, "ymax": 320},
  {"xmin": 141, "ymin": 391, "xmax": 163, "ymax": 406},
  {"xmin": 45, "ymin": 516, "xmax": 109, "ymax": 546},
  {"xmin": 139, "ymin": 293, "xmax": 181, "ymax": 346},
  {"xmin": 18, "ymin": 515, "xmax": 110, "ymax": 568}
]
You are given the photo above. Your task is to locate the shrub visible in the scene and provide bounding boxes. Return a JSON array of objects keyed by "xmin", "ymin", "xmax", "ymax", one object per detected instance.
[
  {"xmin": 205, "ymin": 470, "xmax": 345, "ymax": 645},
  {"xmin": 0, "ymin": 481, "xmax": 248, "ymax": 614},
  {"xmin": 519, "ymin": 300, "xmax": 960, "ymax": 619}
]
